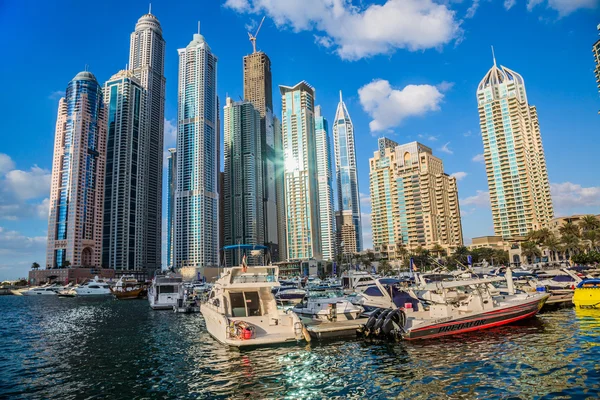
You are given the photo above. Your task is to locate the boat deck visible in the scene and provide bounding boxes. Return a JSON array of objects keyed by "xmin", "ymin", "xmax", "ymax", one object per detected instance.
[{"xmin": 305, "ymin": 318, "xmax": 369, "ymax": 339}]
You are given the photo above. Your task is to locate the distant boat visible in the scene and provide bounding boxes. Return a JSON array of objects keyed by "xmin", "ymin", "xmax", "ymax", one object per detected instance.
[
  {"xmin": 111, "ymin": 275, "xmax": 145, "ymax": 300},
  {"xmin": 21, "ymin": 286, "xmax": 59, "ymax": 296},
  {"xmin": 148, "ymin": 274, "xmax": 182, "ymax": 310},
  {"xmin": 74, "ymin": 278, "xmax": 111, "ymax": 296}
]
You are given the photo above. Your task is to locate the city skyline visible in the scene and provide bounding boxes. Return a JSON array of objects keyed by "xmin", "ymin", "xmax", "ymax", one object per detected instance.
[{"xmin": 1, "ymin": 0, "xmax": 599, "ymax": 279}]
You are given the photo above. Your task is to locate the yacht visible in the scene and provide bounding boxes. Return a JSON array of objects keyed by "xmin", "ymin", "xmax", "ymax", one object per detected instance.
[
  {"xmin": 74, "ymin": 278, "xmax": 111, "ymax": 296},
  {"xmin": 200, "ymin": 245, "xmax": 309, "ymax": 347},
  {"xmin": 358, "ymin": 269, "xmax": 549, "ymax": 340},
  {"xmin": 292, "ymin": 289, "xmax": 363, "ymax": 322},
  {"xmin": 22, "ymin": 286, "xmax": 59, "ymax": 296},
  {"xmin": 111, "ymin": 275, "xmax": 145, "ymax": 300},
  {"xmin": 341, "ymin": 270, "xmax": 377, "ymax": 292},
  {"xmin": 148, "ymin": 274, "xmax": 183, "ymax": 310}
]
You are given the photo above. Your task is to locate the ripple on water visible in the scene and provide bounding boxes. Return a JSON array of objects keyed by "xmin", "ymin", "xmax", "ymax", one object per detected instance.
[{"xmin": 1, "ymin": 298, "xmax": 600, "ymax": 399}]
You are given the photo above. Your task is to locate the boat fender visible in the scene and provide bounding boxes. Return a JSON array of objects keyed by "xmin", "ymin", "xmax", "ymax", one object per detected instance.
[{"xmin": 302, "ymin": 325, "xmax": 312, "ymax": 343}]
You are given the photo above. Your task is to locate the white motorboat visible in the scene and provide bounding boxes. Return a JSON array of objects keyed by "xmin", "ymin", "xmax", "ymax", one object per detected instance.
[
  {"xmin": 358, "ymin": 269, "xmax": 549, "ymax": 340},
  {"xmin": 200, "ymin": 245, "xmax": 309, "ymax": 347},
  {"xmin": 21, "ymin": 286, "xmax": 59, "ymax": 296},
  {"xmin": 341, "ymin": 270, "xmax": 377, "ymax": 292},
  {"xmin": 148, "ymin": 274, "xmax": 182, "ymax": 310},
  {"xmin": 292, "ymin": 289, "xmax": 363, "ymax": 322},
  {"xmin": 74, "ymin": 278, "xmax": 111, "ymax": 296}
]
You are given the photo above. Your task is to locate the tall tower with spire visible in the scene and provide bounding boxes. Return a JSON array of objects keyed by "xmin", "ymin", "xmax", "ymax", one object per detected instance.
[
  {"xmin": 243, "ymin": 24, "xmax": 285, "ymax": 261},
  {"xmin": 476, "ymin": 52, "xmax": 553, "ymax": 238},
  {"xmin": 333, "ymin": 91, "xmax": 362, "ymax": 255},
  {"xmin": 128, "ymin": 10, "xmax": 166, "ymax": 273},
  {"xmin": 175, "ymin": 28, "xmax": 219, "ymax": 268}
]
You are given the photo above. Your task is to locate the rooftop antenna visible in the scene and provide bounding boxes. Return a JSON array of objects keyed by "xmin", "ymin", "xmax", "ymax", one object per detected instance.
[
  {"xmin": 149, "ymin": 2, "xmax": 152, "ymax": 14},
  {"xmin": 248, "ymin": 16, "xmax": 266, "ymax": 53},
  {"xmin": 198, "ymin": 21, "xmax": 200, "ymax": 35},
  {"xmin": 491, "ymin": 45, "xmax": 497, "ymax": 67},
  {"xmin": 84, "ymin": 64, "xmax": 88, "ymax": 72},
  {"xmin": 339, "ymin": 90, "xmax": 343, "ymax": 102}
]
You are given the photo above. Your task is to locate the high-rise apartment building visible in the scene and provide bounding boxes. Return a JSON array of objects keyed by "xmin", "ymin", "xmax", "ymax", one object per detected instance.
[
  {"xmin": 223, "ymin": 98, "xmax": 264, "ymax": 264},
  {"xmin": 332, "ymin": 91, "xmax": 362, "ymax": 255},
  {"xmin": 128, "ymin": 12, "xmax": 166, "ymax": 271},
  {"xmin": 476, "ymin": 58, "xmax": 553, "ymax": 237},
  {"xmin": 279, "ymin": 81, "xmax": 322, "ymax": 260},
  {"xmin": 47, "ymin": 71, "xmax": 107, "ymax": 268},
  {"xmin": 370, "ymin": 138, "xmax": 400, "ymax": 259},
  {"xmin": 243, "ymin": 50, "xmax": 283, "ymax": 260},
  {"xmin": 314, "ymin": 106, "xmax": 335, "ymax": 261},
  {"xmin": 175, "ymin": 30, "xmax": 219, "ymax": 268},
  {"xmin": 167, "ymin": 148, "xmax": 176, "ymax": 269},
  {"xmin": 369, "ymin": 139, "xmax": 463, "ymax": 258},
  {"xmin": 594, "ymin": 24, "xmax": 600, "ymax": 113},
  {"xmin": 102, "ymin": 70, "xmax": 147, "ymax": 272}
]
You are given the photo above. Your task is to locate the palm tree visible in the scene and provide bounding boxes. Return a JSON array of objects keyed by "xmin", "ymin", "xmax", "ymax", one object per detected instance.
[
  {"xmin": 62, "ymin": 260, "xmax": 71, "ymax": 268},
  {"xmin": 520, "ymin": 241, "xmax": 541, "ymax": 264},
  {"xmin": 431, "ymin": 244, "xmax": 446, "ymax": 259},
  {"xmin": 378, "ymin": 259, "xmax": 391, "ymax": 276},
  {"xmin": 452, "ymin": 246, "xmax": 470, "ymax": 266},
  {"xmin": 543, "ymin": 234, "xmax": 561, "ymax": 263},
  {"xmin": 395, "ymin": 243, "xmax": 408, "ymax": 262},
  {"xmin": 582, "ymin": 230, "xmax": 600, "ymax": 252},
  {"xmin": 31, "ymin": 262, "xmax": 40, "ymax": 270},
  {"xmin": 561, "ymin": 234, "xmax": 582, "ymax": 259},
  {"xmin": 559, "ymin": 221, "xmax": 581, "ymax": 238},
  {"xmin": 579, "ymin": 215, "xmax": 600, "ymax": 233}
]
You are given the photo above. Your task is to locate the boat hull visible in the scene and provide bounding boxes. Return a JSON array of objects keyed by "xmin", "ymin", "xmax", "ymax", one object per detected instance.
[
  {"xmin": 573, "ymin": 288, "xmax": 600, "ymax": 309},
  {"xmin": 404, "ymin": 294, "xmax": 549, "ymax": 340},
  {"xmin": 112, "ymin": 288, "xmax": 145, "ymax": 300}
]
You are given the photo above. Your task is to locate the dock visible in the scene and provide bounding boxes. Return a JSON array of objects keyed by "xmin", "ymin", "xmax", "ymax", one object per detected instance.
[{"xmin": 304, "ymin": 318, "xmax": 368, "ymax": 339}]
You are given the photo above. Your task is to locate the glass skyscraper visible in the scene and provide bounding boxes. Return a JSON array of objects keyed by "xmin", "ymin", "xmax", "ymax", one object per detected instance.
[
  {"xmin": 175, "ymin": 30, "xmax": 219, "ymax": 268},
  {"xmin": 332, "ymin": 92, "xmax": 362, "ymax": 254},
  {"xmin": 47, "ymin": 71, "xmax": 107, "ymax": 269},
  {"xmin": 315, "ymin": 106, "xmax": 335, "ymax": 261},
  {"xmin": 279, "ymin": 81, "xmax": 322, "ymax": 260},
  {"xmin": 223, "ymin": 98, "xmax": 264, "ymax": 264},
  {"xmin": 102, "ymin": 70, "xmax": 147, "ymax": 272},
  {"xmin": 167, "ymin": 148, "xmax": 176, "ymax": 269},
  {"xmin": 128, "ymin": 12, "xmax": 166, "ymax": 272},
  {"xmin": 476, "ymin": 58, "xmax": 553, "ymax": 237}
]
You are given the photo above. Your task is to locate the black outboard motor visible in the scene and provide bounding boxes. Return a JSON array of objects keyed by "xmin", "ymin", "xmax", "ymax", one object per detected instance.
[
  {"xmin": 380, "ymin": 309, "xmax": 407, "ymax": 339},
  {"xmin": 371, "ymin": 309, "xmax": 392, "ymax": 335},
  {"xmin": 359, "ymin": 309, "xmax": 383, "ymax": 336}
]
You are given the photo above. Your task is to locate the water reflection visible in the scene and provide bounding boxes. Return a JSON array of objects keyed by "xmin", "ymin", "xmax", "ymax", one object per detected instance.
[{"xmin": 1, "ymin": 298, "xmax": 600, "ymax": 399}]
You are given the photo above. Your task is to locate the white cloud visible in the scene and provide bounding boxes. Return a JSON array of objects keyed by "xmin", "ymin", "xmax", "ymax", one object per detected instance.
[
  {"xmin": 527, "ymin": 0, "xmax": 598, "ymax": 16},
  {"xmin": 439, "ymin": 142, "xmax": 453, "ymax": 154},
  {"xmin": 451, "ymin": 171, "xmax": 467, "ymax": 181},
  {"xmin": 461, "ymin": 190, "xmax": 490, "ymax": 208},
  {"xmin": 472, "ymin": 153, "xmax": 485, "ymax": 162},
  {"xmin": 48, "ymin": 90, "xmax": 65, "ymax": 100},
  {"xmin": 224, "ymin": 0, "xmax": 462, "ymax": 60},
  {"xmin": 164, "ymin": 118, "xmax": 177, "ymax": 148},
  {"xmin": 465, "ymin": 0, "xmax": 480, "ymax": 18},
  {"xmin": 314, "ymin": 34, "xmax": 334, "ymax": 48},
  {"xmin": 0, "ymin": 227, "xmax": 47, "ymax": 280},
  {"xmin": 551, "ymin": 182, "xmax": 600, "ymax": 211},
  {"xmin": 360, "ymin": 192, "xmax": 371, "ymax": 207},
  {"xmin": 417, "ymin": 134, "xmax": 438, "ymax": 142},
  {"xmin": 4, "ymin": 166, "xmax": 51, "ymax": 200},
  {"xmin": 359, "ymin": 79, "xmax": 445, "ymax": 132},
  {"xmin": 504, "ymin": 0, "xmax": 517, "ymax": 10},
  {"xmin": 0, "ymin": 155, "xmax": 52, "ymax": 221},
  {"xmin": 0, "ymin": 154, "xmax": 15, "ymax": 175}
]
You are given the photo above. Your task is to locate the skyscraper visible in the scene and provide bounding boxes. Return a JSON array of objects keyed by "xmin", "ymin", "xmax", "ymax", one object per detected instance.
[
  {"xmin": 243, "ymin": 50, "xmax": 282, "ymax": 260},
  {"xmin": 175, "ymin": 30, "xmax": 219, "ymax": 268},
  {"xmin": 167, "ymin": 148, "xmax": 176, "ymax": 269},
  {"xmin": 223, "ymin": 98, "xmax": 264, "ymax": 264},
  {"xmin": 314, "ymin": 106, "xmax": 335, "ymax": 260},
  {"xmin": 332, "ymin": 91, "xmax": 362, "ymax": 254},
  {"xmin": 102, "ymin": 70, "xmax": 147, "ymax": 272},
  {"xmin": 594, "ymin": 24, "xmax": 600, "ymax": 113},
  {"xmin": 280, "ymin": 81, "xmax": 322, "ymax": 260},
  {"xmin": 128, "ymin": 11, "xmax": 166, "ymax": 272},
  {"xmin": 476, "ymin": 56, "xmax": 553, "ymax": 237},
  {"xmin": 47, "ymin": 71, "xmax": 107, "ymax": 269},
  {"xmin": 369, "ymin": 139, "xmax": 463, "ymax": 258}
]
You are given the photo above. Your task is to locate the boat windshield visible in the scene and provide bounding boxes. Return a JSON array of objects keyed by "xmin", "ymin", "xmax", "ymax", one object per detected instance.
[
  {"xmin": 229, "ymin": 291, "xmax": 262, "ymax": 317},
  {"xmin": 308, "ymin": 289, "xmax": 344, "ymax": 299}
]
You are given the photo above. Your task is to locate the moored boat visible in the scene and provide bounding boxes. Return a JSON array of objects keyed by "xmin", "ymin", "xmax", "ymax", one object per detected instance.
[
  {"xmin": 74, "ymin": 278, "xmax": 111, "ymax": 296},
  {"xmin": 200, "ymin": 244, "xmax": 309, "ymax": 347},
  {"xmin": 111, "ymin": 275, "xmax": 145, "ymax": 300},
  {"xmin": 148, "ymin": 274, "xmax": 182, "ymax": 309},
  {"xmin": 292, "ymin": 288, "xmax": 363, "ymax": 322},
  {"xmin": 573, "ymin": 279, "xmax": 600, "ymax": 309}
]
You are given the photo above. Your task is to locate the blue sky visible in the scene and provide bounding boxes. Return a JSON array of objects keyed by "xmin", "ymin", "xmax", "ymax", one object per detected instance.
[{"xmin": 0, "ymin": 0, "xmax": 599, "ymax": 280}]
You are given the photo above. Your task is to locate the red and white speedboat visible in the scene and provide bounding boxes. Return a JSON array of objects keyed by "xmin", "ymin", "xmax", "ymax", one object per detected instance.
[{"xmin": 359, "ymin": 269, "xmax": 549, "ymax": 340}]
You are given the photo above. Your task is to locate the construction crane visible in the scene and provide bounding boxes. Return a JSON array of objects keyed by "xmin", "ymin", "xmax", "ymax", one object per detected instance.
[{"xmin": 248, "ymin": 16, "xmax": 266, "ymax": 54}]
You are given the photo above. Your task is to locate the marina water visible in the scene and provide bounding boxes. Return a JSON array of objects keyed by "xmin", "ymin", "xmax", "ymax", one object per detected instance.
[{"xmin": 2, "ymin": 296, "xmax": 600, "ymax": 399}]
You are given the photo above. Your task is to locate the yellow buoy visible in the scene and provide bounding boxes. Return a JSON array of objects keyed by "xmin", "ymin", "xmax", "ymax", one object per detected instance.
[{"xmin": 573, "ymin": 279, "xmax": 600, "ymax": 309}]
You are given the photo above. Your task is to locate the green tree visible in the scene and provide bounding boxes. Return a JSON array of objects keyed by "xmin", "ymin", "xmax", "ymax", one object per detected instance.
[
  {"xmin": 579, "ymin": 215, "xmax": 600, "ymax": 233},
  {"xmin": 395, "ymin": 243, "xmax": 408, "ymax": 261},
  {"xmin": 452, "ymin": 246, "xmax": 470, "ymax": 266},
  {"xmin": 62, "ymin": 260, "xmax": 71, "ymax": 268},
  {"xmin": 31, "ymin": 262, "xmax": 40, "ymax": 270},
  {"xmin": 543, "ymin": 233, "xmax": 561, "ymax": 263},
  {"xmin": 431, "ymin": 244, "xmax": 446, "ymax": 259},
  {"xmin": 378, "ymin": 259, "xmax": 392, "ymax": 276},
  {"xmin": 561, "ymin": 234, "xmax": 582, "ymax": 259},
  {"xmin": 582, "ymin": 230, "xmax": 600, "ymax": 252},
  {"xmin": 559, "ymin": 221, "xmax": 581, "ymax": 238},
  {"xmin": 520, "ymin": 241, "xmax": 541, "ymax": 264}
]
